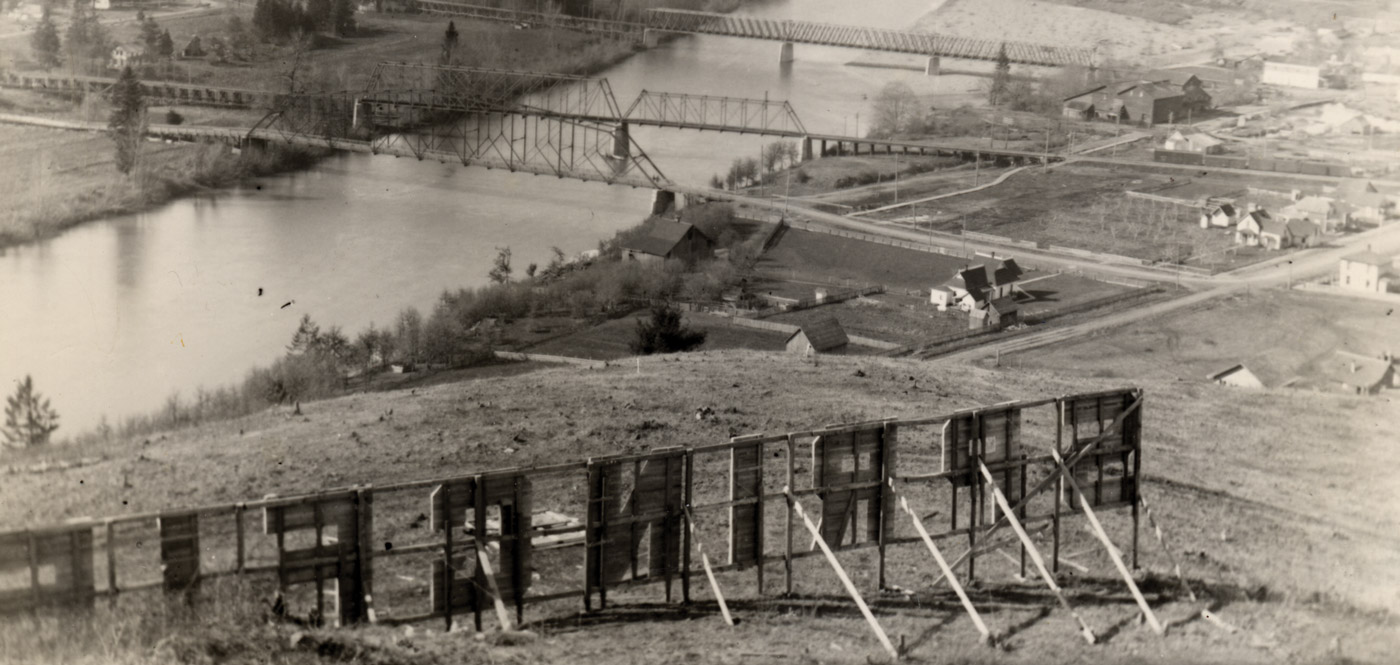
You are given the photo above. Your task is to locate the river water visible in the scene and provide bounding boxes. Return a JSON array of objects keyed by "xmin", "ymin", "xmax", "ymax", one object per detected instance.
[{"xmin": 1, "ymin": 0, "xmax": 983, "ymax": 433}]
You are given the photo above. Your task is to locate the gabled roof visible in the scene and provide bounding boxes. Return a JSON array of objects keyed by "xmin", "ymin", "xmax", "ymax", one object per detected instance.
[
  {"xmin": 1206, "ymin": 363, "xmax": 1261, "ymax": 384},
  {"xmin": 1211, "ymin": 203, "xmax": 1237, "ymax": 217},
  {"xmin": 1285, "ymin": 218, "xmax": 1318, "ymax": 237},
  {"xmin": 1317, "ymin": 351, "xmax": 1393, "ymax": 390},
  {"xmin": 987, "ymin": 296, "xmax": 1019, "ymax": 314},
  {"xmin": 1259, "ymin": 218, "xmax": 1291, "ymax": 236},
  {"xmin": 948, "ymin": 265, "xmax": 991, "ymax": 296},
  {"xmin": 622, "ymin": 221, "xmax": 704, "ymax": 258},
  {"xmin": 989, "ymin": 258, "xmax": 1023, "ymax": 286},
  {"xmin": 1335, "ymin": 180, "xmax": 1389, "ymax": 208},
  {"xmin": 1344, "ymin": 250, "xmax": 1391, "ymax": 267},
  {"xmin": 1147, "ymin": 69, "xmax": 1203, "ymax": 87},
  {"xmin": 1293, "ymin": 196, "xmax": 1336, "ymax": 215},
  {"xmin": 787, "ymin": 317, "xmax": 848, "ymax": 352},
  {"xmin": 1113, "ymin": 80, "xmax": 1184, "ymax": 100}
]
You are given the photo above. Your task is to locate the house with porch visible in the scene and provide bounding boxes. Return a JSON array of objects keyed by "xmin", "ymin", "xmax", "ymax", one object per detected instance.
[
  {"xmin": 1257, "ymin": 217, "xmax": 1319, "ymax": 250},
  {"xmin": 1235, "ymin": 208, "xmax": 1273, "ymax": 246}
]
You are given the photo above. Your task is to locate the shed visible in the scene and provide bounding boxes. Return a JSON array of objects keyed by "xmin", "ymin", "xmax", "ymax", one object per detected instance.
[
  {"xmin": 621, "ymin": 221, "xmax": 715, "ymax": 266},
  {"xmin": 1206, "ymin": 363, "xmax": 1264, "ymax": 388},
  {"xmin": 1162, "ymin": 130, "xmax": 1224, "ymax": 154},
  {"xmin": 1200, "ymin": 203, "xmax": 1237, "ymax": 228},
  {"xmin": 785, "ymin": 318, "xmax": 849, "ymax": 355},
  {"xmin": 969, "ymin": 297, "xmax": 1019, "ymax": 330},
  {"xmin": 181, "ymin": 35, "xmax": 204, "ymax": 58}
]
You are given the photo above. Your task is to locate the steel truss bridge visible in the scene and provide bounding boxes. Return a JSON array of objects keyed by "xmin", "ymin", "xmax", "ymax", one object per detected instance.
[
  {"xmin": 0, "ymin": 70, "xmax": 278, "ymax": 108},
  {"xmin": 413, "ymin": 1, "xmax": 1095, "ymax": 67}
]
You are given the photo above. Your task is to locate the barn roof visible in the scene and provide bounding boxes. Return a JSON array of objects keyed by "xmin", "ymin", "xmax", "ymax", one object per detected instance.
[
  {"xmin": 787, "ymin": 317, "xmax": 848, "ymax": 352},
  {"xmin": 1317, "ymin": 351, "xmax": 1393, "ymax": 390},
  {"xmin": 989, "ymin": 258, "xmax": 1023, "ymax": 286},
  {"xmin": 622, "ymin": 221, "xmax": 702, "ymax": 258}
]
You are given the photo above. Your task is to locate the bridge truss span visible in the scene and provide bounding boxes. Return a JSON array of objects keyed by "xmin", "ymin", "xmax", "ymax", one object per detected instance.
[
  {"xmin": 363, "ymin": 62, "xmax": 622, "ymax": 120},
  {"xmin": 622, "ymin": 90, "xmax": 805, "ymax": 136},
  {"xmin": 414, "ymin": 0, "xmax": 644, "ymax": 39},
  {"xmin": 643, "ymin": 9, "xmax": 1095, "ymax": 67}
]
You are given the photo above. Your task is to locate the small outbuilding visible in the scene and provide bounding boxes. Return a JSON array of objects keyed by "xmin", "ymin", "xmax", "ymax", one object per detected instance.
[
  {"xmin": 1319, "ymin": 351, "xmax": 1395, "ymax": 395},
  {"xmin": 785, "ymin": 318, "xmax": 849, "ymax": 355},
  {"xmin": 1207, "ymin": 363, "xmax": 1264, "ymax": 388},
  {"xmin": 181, "ymin": 35, "xmax": 205, "ymax": 58},
  {"xmin": 1200, "ymin": 203, "xmax": 1238, "ymax": 228},
  {"xmin": 1162, "ymin": 130, "xmax": 1224, "ymax": 154}
]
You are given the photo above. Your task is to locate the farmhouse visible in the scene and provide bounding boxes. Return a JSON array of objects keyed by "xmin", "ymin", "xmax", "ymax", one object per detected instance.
[
  {"xmin": 785, "ymin": 318, "xmax": 848, "ymax": 355},
  {"xmin": 1200, "ymin": 203, "xmax": 1238, "ymax": 229},
  {"xmin": 1258, "ymin": 217, "xmax": 1318, "ymax": 250},
  {"xmin": 1207, "ymin": 363, "xmax": 1264, "ymax": 388},
  {"xmin": 1318, "ymin": 351, "xmax": 1395, "ymax": 395},
  {"xmin": 620, "ymin": 221, "xmax": 714, "ymax": 266},
  {"xmin": 1235, "ymin": 208, "xmax": 1273, "ymax": 246},
  {"xmin": 1338, "ymin": 249, "xmax": 1394, "ymax": 293},
  {"xmin": 110, "ymin": 44, "xmax": 147, "ymax": 70},
  {"xmin": 1162, "ymin": 130, "xmax": 1224, "ymax": 154},
  {"xmin": 934, "ymin": 258, "xmax": 1023, "ymax": 312}
]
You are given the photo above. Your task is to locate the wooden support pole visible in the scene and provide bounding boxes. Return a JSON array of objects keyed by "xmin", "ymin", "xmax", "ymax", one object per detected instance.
[
  {"xmin": 105, "ymin": 521, "xmax": 117, "ymax": 605},
  {"xmin": 785, "ymin": 488, "xmax": 900, "ymax": 660},
  {"xmin": 442, "ymin": 483, "xmax": 455, "ymax": 631},
  {"xmin": 1049, "ymin": 448, "xmax": 1165, "ymax": 637},
  {"xmin": 682, "ymin": 506, "xmax": 735, "ymax": 626},
  {"xmin": 894, "ymin": 487, "xmax": 991, "ymax": 644},
  {"xmin": 784, "ymin": 435, "xmax": 795, "ymax": 596},
  {"xmin": 1053, "ymin": 403, "xmax": 1063, "ymax": 574},
  {"xmin": 472, "ymin": 478, "xmax": 486, "ymax": 631},
  {"xmin": 683, "ymin": 450, "xmax": 694, "ymax": 604},
  {"xmin": 975, "ymin": 460, "xmax": 1096, "ymax": 645},
  {"xmin": 234, "ymin": 504, "xmax": 245, "ymax": 575},
  {"xmin": 1139, "ymin": 493, "xmax": 1196, "ymax": 602},
  {"xmin": 475, "ymin": 544, "xmax": 513, "ymax": 631}
]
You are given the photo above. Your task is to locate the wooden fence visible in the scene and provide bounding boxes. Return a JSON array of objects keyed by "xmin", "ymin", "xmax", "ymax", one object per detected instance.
[{"xmin": 0, "ymin": 389, "xmax": 1147, "ymax": 650}]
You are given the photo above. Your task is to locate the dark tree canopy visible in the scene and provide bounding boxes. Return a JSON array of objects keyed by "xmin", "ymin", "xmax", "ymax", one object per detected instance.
[
  {"xmin": 30, "ymin": 7, "xmax": 61, "ymax": 70},
  {"xmin": 108, "ymin": 66, "xmax": 145, "ymax": 174},
  {"xmin": 631, "ymin": 302, "xmax": 706, "ymax": 355},
  {"xmin": 4, "ymin": 375, "xmax": 60, "ymax": 448}
]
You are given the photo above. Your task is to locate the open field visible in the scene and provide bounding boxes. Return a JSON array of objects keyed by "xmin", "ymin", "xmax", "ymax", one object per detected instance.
[
  {"xmin": 524, "ymin": 311, "xmax": 791, "ymax": 360},
  {"xmin": 1008, "ymin": 288, "xmax": 1400, "ymax": 388},
  {"xmin": 753, "ymin": 227, "xmax": 977, "ymax": 293},
  {"xmin": 1, "ymin": 349, "xmax": 1397, "ymax": 663}
]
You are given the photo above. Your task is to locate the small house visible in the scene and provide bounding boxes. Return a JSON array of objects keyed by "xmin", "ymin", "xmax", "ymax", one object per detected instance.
[
  {"xmin": 1062, "ymin": 98, "xmax": 1095, "ymax": 120},
  {"xmin": 940, "ymin": 257, "xmax": 1022, "ymax": 312},
  {"xmin": 1279, "ymin": 195, "xmax": 1341, "ymax": 232},
  {"xmin": 1261, "ymin": 60, "xmax": 1321, "ymax": 89},
  {"xmin": 968, "ymin": 297, "xmax": 1020, "ymax": 330},
  {"xmin": 1207, "ymin": 364, "xmax": 1264, "ymax": 388},
  {"xmin": 1235, "ymin": 208, "xmax": 1272, "ymax": 246},
  {"xmin": 181, "ymin": 35, "xmax": 205, "ymax": 59},
  {"xmin": 620, "ymin": 220, "xmax": 714, "ymax": 266},
  {"xmin": 1200, "ymin": 203, "xmax": 1238, "ymax": 229},
  {"xmin": 1318, "ymin": 351, "xmax": 1395, "ymax": 395},
  {"xmin": 1335, "ymin": 180, "xmax": 1394, "ymax": 225},
  {"xmin": 1163, "ymin": 130, "xmax": 1224, "ymax": 154},
  {"xmin": 785, "ymin": 318, "xmax": 848, "ymax": 355},
  {"xmin": 929, "ymin": 286, "xmax": 955, "ymax": 311},
  {"xmin": 1338, "ymin": 249, "xmax": 1394, "ymax": 293},
  {"xmin": 1258, "ymin": 217, "xmax": 1317, "ymax": 250},
  {"xmin": 110, "ymin": 44, "xmax": 147, "ymax": 70}
]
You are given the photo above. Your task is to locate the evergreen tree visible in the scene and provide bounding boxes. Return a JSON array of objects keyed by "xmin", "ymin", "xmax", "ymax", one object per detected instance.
[
  {"xmin": 108, "ymin": 66, "xmax": 145, "ymax": 174},
  {"xmin": 30, "ymin": 7, "xmax": 61, "ymax": 71},
  {"xmin": 3, "ymin": 375, "xmax": 60, "ymax": 448},
  {"xmin": 488, "ymin": 246, "xmax": 512, "ymax": 283},
  {"xmin": 63, "ymin": 0, "xmax": 91, "ymax": 69},
  {"xmin": 330, "ymin": 0, "xmax": 355, "ymax": 37},
  {"xmin": 226, "ymin": 14, "xmax": 254, "ymax": 59},
  {"xmin": 158, "ymin": 29, "xmax": 174, "ymax": 59},
  {"xmin": 630, "ymin": 302, "xmax": 706, "ymax": 355},
  {"xmin": 989, "ymin": 43, "xmax": 1011, "ymax": 106},
  {"xmin": 441, "ymin": 20, "xmax": 459, "ymax": 65},
  {"xmin": 141, "ymin": 16, "xmax": 161, "ymax": 50},
  {"xmin": 287, "ymin": 314, "xmax": 322, "ymax": 355}
]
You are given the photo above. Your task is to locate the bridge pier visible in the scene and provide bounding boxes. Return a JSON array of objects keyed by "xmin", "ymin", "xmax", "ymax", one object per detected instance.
[
  {"xmin": 612, "ymin": 122, "xmax": 630, "ymax": 159},
  {"xmin": 642, "ymin": 29, "xmax": 661, "ymax": 48},
  {"xmin": 800, "ymin": 136, "xmax": 814, "ymax": 162},
  {"xmin": 925, "ymin": 56, "xmax": 941, "ymax": 76},
  {"xmin": 778, "ymin": 41, "xmax": 794, "ymax": 64},
  {"xmin": 651, "ymin": 189, "xmax": 677, "ymax": 215}
]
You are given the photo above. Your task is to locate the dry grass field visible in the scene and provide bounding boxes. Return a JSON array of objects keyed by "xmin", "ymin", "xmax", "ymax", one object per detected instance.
[{"xmin": 0, "ymin": 347, "xmax": 1397, "ymax": 664}]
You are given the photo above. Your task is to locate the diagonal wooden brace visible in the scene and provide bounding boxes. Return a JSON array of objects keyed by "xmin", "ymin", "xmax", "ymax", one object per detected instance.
[
  {"xmin": 891, "ymin": 481, "xmax": 991, "ymax": 645},
  {"xmin": 682, "ymin": 506, "xmax": 735, "ymax": 626}
]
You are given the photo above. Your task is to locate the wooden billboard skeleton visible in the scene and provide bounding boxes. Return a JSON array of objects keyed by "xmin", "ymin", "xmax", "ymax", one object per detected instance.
[{"xmin": 1, "ymin": 388, "xmax": 1210, "ymax": 659}]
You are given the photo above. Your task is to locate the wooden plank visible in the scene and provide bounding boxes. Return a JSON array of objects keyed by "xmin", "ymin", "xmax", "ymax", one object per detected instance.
[
  {"xmin": 476, "ymin": 545, "xmax": 513, "ymax": 630},
  {"xmin": 729, "ymin": 442, "xmax": 762, "ymax": 567},
  {"xmin": 430, "ymin": 479, "xmax": 475, "ymax": 532},
  {"xmin": 1051, "ymin": 448, "xmax": 1165, "ymax": 636},
  {"xmin": 893, "ymin": 484, "xmax": 990, "ymax": 644},
  {"xmin": 976, "ymin": 459, "xmax": 1096, "ymax": 645},
  {"xmin": 263, "ymin": 495, "xmax": 355, "ymax": 535},
  {"xmin": 682, "ymin": 506, "xmax": 734, "ymax": 626},
  {"xmin": 785, "ymin": 488, "xmax": 899, "ymax": 660}
]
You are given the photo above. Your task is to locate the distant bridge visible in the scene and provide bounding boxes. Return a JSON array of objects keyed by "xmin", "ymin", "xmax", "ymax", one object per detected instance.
[
  {"xmin": 413, "ymin": 1, "xmax": 1096, "ymax": 68},
  {"xmin": 0, "ymin": 70, "xmax": 278, "ymax": 108}
]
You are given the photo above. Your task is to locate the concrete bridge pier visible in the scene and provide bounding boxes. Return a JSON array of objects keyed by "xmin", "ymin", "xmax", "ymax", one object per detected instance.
[
  {"xmin": 651, "ymin": 189, "xmax": 677, "ymax": 215},
  {"xmin": 352, "ymin": 98, "xmax": 371, "ymax": 130},
  {"xmin": 642, "ymin": 29, "xmax": 661, "ymax": 48},
  {"xmin": 612, "ymin": 122, "xmax": 630, "ymax": 158},
  {"xmin": 800, "ymin": 136, "xmax": 814, "ymax": 162},
  {"xmin": 779, "ymin": 41, "xmax": 794, "ymax": 64},
  {"xmin": 925, "ymin": 56, "xmax": 940, "ymax": 76}
]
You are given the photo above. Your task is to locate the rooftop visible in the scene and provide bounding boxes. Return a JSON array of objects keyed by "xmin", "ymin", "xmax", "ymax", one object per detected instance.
[
  {"xmin": 1316, "ymin": 351, "xmax": 1393, "ymax": 390},
  {"xmin": 788, "ymin": 317, "xmax": 848, "ymax": 352},
  {"xmin": 1344, "ymin": 250, "xmax": 1392, "ymax": 267},
  {"xmin": 621, "ymin": 221, "xmax": 701, "ymax": 258}
]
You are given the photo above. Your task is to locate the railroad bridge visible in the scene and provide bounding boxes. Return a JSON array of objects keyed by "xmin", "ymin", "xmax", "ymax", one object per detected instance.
[{"xmin": 413, "ymin": 1, "xmax": 1097, "ymax": 72}]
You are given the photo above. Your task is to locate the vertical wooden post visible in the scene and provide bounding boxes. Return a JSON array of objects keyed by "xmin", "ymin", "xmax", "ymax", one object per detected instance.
[
  {"xmin": 26, "ymin": 531, "xmax": 38, "ymax": 615},
  {"xmin": 683, "ymin": 450, "xmax": 694, "ymax": 604},
  {"xmin": 511, "ymin": 477, "xmax": 524, "ymax": 626},
  {"xmin": 234, "ymin": 504, "xmax": 245, "ymax": 575},
  {"xmin": 1053, "ymin": 401, "xmax": 1065, "ymax": 574},
  {"xmin": 442, "ymin": 483, "xmax": 455, "ymax": 631},
  {"xmin": 786, "ymin": 489, "xmax": 899, "ymax": 660},
  {"xmin": 967, "ymin": 413, "xmax": 980, "ymax": 581},
  {"xmin": 784, "ymin": 435, "xmax": 795, "ymax": 596},
  {"xmin": 755, "ymin": 441, "xmax": 765, "ymax": 595},
  {"xmin": 357, "ymin": 487, "xmax": 375, "ymax": 624},
  {"xmin": 877, "ymin": 423, "xmax": 895, "ymax": 591},
  {"xmin": 1132, "ymin": 392, "xmax": 1143, "ymax": 570},
  {"xmin": 105, "ymin": 521, "xmax": 117, "ymax": 605},
  {"xmin": 473, "ymin": 476, "xmax": 486, "ymax": 631},
  {"xmin": 630, "ymin": 460, "xmax": 640, "ymax": 583},
  {"xmin": 663, "ymin": 456, "xmax": 674, "ymax": 604},
  {"xmin": 1019, "ymin": 452, "xmax": 1028, "ymax": 580},
  {"xmin": 597, "ymin": 470, "xmax": 609, "ymax": 611},
  {"xmin": 274, "ymin": 508, "xmax": 286, "ymax": 595},
  {"xmin": 313, "ymin": 502, "xmax": 325, "ymax": 622}
]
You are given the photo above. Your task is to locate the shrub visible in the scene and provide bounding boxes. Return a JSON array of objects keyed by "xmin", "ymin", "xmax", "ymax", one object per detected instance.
[{"xmin": 630, "ymin": 302, "xmax": 705, "ymax": 355}]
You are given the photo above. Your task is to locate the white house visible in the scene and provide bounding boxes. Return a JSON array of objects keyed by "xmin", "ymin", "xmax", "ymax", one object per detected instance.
[
  {"xmin": 1200, "ymin": 203, "xmax": 1238, "ymax": 229},
  {"xmin": 1207, "ymin": 364, "xmax": 1264, "ymax": 388},
  {"xmin": 1235, "ymin": 208, "xmax": 1272, "ymax": 246},
  {"xmin": 937, "ymin": 258, "xmax": 1024, "ymax": 312},
  {"xmin": 1262, "ymin": 61, "xmax": 1321, "ymax": 88},
  {"xmin": 1278, "ymin": 195, "xmax": 1342, "ymax": 233},
  {"xmin": 1163, "ymin": 130, "xmax": 1224, "ymax": 154},
  {"xmin": 1338, "ymin": 250, "xmax": 1394, "ymax": 293}
]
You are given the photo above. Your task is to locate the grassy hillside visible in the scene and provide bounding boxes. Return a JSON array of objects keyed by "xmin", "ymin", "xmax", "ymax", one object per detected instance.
[{"xmin": 1, "ymin": 349, "xmax": 1396, "ymax": 664}]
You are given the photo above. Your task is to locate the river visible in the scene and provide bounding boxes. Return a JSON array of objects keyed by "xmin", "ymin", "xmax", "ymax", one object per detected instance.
[{"xmin": 1, "ymin": 0, "xmax": 984, "ymax": 433}]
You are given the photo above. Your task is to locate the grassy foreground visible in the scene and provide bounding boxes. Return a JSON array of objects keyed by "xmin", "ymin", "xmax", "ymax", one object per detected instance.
[{"xmin": 1, "ymin": 349, "xmax": 1396, "ymax": 663}]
